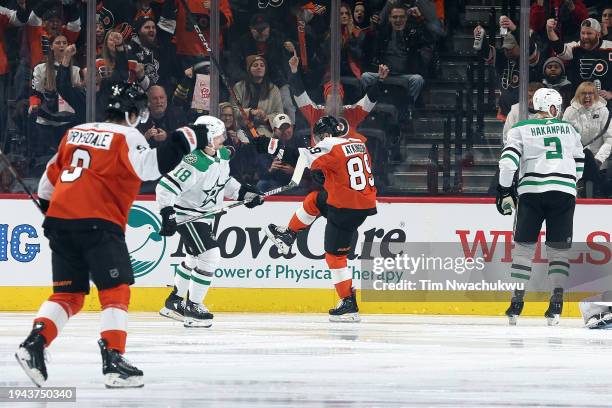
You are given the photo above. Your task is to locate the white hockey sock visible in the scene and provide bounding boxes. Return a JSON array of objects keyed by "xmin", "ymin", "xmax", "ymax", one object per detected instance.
[
  {"xmin": 174, "ymin": 261, "xmax": 192, "ymax": 299},
  {"xmin": 188, "ymin": 268, "xmax": 213, "ymax": 304}
]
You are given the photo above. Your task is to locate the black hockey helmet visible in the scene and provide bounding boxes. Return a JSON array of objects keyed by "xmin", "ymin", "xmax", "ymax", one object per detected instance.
[
  {"xmin": 313, "ymin": 115, "xmax": 343, "ymax": 138},
  {"xmin": 106, "ymin": 81, "xmax": 149, "ymax": 126}
]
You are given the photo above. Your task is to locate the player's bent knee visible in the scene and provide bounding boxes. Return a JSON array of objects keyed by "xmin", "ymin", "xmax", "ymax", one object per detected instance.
[
  {"xmin": 325, "ymin": 253, "xmax": 348, "ymax": 269},
  {"xmin": 98, "ymin": 284, "xmax": 130, "ymax": 311},
  {"xmin": 196, "ymin": 247, "xmax": 221, "ymax": 272},
  {"xmin": 49, "ymin": 292, "xmax": 86, "ymax": 316},
  {"xmin": 303, "ymin": 191, "xmax": 321, "ymax": 216}
]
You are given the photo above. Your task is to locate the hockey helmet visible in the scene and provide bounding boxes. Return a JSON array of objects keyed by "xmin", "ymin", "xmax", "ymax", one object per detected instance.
[
  {"xmin": 106, "ymin": 81, "xmax": 149, "ymax": 127},
  {"xmin": 194, "ymin": 115, "xmax": 226, "ymax": 145},
  {"xmin": 532, "ymin": 88, "xmax": 563, "ymax": 118},
  {"xmin": 313, "ymin": 115, "xmax": 343, "ymax": 138}
]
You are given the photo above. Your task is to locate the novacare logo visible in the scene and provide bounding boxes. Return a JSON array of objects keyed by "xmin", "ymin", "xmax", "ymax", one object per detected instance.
[{"xmin": 126, "ymin": 205, "xmax": 166, "ymax": 278}]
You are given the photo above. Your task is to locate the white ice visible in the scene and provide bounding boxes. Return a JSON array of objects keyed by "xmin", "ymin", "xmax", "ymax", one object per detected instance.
[{"xmin": 1, "ymin": 313, "xmax": 611, "ymax": 408}]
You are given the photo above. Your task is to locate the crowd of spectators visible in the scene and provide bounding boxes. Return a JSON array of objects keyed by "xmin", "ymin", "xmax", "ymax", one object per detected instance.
[
  {"xmin": 6, "ymin": 0, "xmax": 611, "ymax": 197},
  {"xmin": 474, "ymin": 1, "xmax": 612, "ymax": 197},
  {"xmin": 0, "ymin": 0, "xmax": 448, "ymax": 194}
]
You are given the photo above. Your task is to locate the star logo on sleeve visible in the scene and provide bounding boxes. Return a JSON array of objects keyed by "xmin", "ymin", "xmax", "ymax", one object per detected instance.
[{"xmin": 200, "ymin": 178, "xmax": 229, "ymax": 207}]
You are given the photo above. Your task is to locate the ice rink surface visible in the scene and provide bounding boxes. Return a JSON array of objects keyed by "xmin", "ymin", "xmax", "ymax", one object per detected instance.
[{"xmin": 1, "ymin": 312, "xmax": 611, "ymax": 408}]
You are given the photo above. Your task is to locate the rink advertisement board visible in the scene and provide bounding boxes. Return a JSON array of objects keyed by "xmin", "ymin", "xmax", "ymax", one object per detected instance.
[{"xmin": 1, "ymin": 196, "xmax": 611, "ymax": 314}]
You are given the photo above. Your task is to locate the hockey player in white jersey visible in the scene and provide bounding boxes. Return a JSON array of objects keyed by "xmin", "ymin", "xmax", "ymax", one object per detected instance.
[
  {"xmin": 497, "ymin": 88, "xmax": 585, "ymax": 326},
  {"xmin": 155, "ymin": 116, "xmax": 264, "ymax": 327}
]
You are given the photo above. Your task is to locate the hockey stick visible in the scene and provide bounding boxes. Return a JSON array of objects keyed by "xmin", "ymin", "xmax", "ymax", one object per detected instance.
[
  {"xmin": 176, "ymin": 182, "xmax": 298, "ymax": 226},
  {"xmin": 177, "ymin": 0, "xmax": 259, "ymax": 139},
  {"xmin": 0, "ymin": 147, "xmax": 44, "ymax": 214},
  {"xmin": 176, "ymin": 154, "xmax": 307, "ymax": 226}
]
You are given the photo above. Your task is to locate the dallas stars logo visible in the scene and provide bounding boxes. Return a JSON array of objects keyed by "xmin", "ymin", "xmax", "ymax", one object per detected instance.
[
  {"xmin": 201, "ymin": 179, "xmax": 228, "ymax": 207},
  {"xmin": 112, "ymin": 84, "xmax": 122, "ymax": 96}
]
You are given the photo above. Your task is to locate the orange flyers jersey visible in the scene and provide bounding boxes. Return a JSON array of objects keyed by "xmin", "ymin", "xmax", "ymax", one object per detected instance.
[
  {"xmin": 299, "ymin": 137, "xmax": 377, "ymax": 210},
  {"xmin": 174, "ymin": 0, "xmax": 232, "ymax": 56},
  {"xmin": 38, "ymin": 123, "xmax": 164, "ymax": 232}
]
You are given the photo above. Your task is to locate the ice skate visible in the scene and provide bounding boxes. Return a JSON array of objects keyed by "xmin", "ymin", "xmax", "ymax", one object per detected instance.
[
  {"xmin": 265, "ymin": 224, "xmax": 296, "ymax": 255},
  {"xmin": 159, "ymin": 286, "xmax": 185, "ymax": 321},
  {"xmin": 505, "ymin": 290, "xmax": 525, "ymax": 326},
  {"xmin": 329, "ymin": 290, "xmax": 360, "ymax": 322},
  {"xmin": 545, "ymin": 288, "xmax": 564, "ymax": 326},
  {"xmin": 585, "ymin": 309, "xmax": 612, "ymax": 329},
  {"xmin": 98, "ymin": 339, "xmax": 144, "ymax": 388},
  {"xmin": 183, "ymin": 300, "xmax": 213, "ymax": 328},
  {"xmin": 15, "ymin": 321, "xmax": 48, "ymax": 387}
]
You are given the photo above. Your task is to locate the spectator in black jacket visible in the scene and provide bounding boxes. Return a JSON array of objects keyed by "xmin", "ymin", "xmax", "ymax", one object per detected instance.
[
  {"xmin": 129, "ymin": 16, "xmax": 171, "ymax": 91},
  {"xmin": 230, "ymin": 13, "xmax": 296, "ymax": 123},
  {"xmin": 547, "ymin": 17, "xmax": 612, "ymax": 100},
  {"xmin": 138, "ymin": 85, "xmax": 187, "ymax": 148},
  {"xmin": 361, "ymin": 5, "xmax": 431, "ymax": 120}
]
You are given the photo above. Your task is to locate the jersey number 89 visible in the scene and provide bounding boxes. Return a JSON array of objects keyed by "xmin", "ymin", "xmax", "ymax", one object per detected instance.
[{"xmin": 347, "ymin": 153, "xmax": 374, "ymax": 190}]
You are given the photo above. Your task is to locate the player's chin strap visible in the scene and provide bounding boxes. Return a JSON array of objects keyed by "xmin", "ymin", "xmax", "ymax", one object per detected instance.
[{"xmin": 176, "ymin": 155, "xmax": 307, "ymax": 226}]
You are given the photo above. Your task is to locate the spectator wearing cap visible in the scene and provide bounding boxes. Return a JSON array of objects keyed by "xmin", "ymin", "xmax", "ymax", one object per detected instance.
[
  {"xmin": 362, "ymin": 5, "xmax": 431, "ymax": 121},
  {"xmin": 531, "ymin": 0, "xmax": 588, "ymax": 42},
  {"xmin": 474, "ymin": 20, "xmax": 540, "ymax": 120},
  {"xmin": 547, "ymin": 17, "xmax": 612, "ymax": 99},
  {"xmin": 602, "ymin": 7, "xmax": 612, "ymax": 42},
  {"xmin": 541, "ymin": 56, "xmax": 573, "ymax": 110},
  {"xmin": 563, "ymin": 81, "xmax": 612, "ymax": 197},
  {"xmin": 130, "ymin": 16, "xmax": 172, "ymax": 90},
  {"xmin": 232, "ymin": 55, "xmax": 283, "ymax": 138},
  {"xmin": 256, "ymin": 113, "xmax": 309, "ymax": 192},
  {"xmin": 229, "ymin": 13, "xmax": 296, "ymax": 123},
  {"xmin": 26, "ymin": 1, "xmax": 81, "ymax": 68}
]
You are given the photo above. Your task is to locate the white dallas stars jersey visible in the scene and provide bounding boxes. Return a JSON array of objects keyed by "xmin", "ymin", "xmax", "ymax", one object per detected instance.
[
  {"xmin": 500, "ymin": 118, "xmax": 585, "ymax": 196},
  {"xmin": 156, "ymin": 147, "xmax": 241, "ymax": 223}
]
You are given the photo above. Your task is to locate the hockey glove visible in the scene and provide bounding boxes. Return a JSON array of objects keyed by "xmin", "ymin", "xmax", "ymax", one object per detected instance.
[
  {"xmin": 496, "ymin": 184, "xmax": 517, "ymax": 215},
  {"xmin": 39, "ymin": 198, "xmax": 50, "ymax": 215},
  {"xmin": 191, "ymin": 124, "xmax": 210, "ymax": 149},
  {"xmin": 238, "ymin": 184, "xmax": 264, "ymax": 209},
  {"xmin": 159, "ymin": 207, "xmax": 177, "ymax": 236},
  {"xmin": 311, "ymin": 169, "xmax": 325, "ymax": 185},
  {"xmin": 252, "ymin": 136, "xmax": 280, "ymax": 156}
]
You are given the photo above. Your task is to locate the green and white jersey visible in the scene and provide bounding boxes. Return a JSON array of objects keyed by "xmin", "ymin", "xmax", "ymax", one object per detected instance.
[
  {"xmin": 156, "ymin": 147, "xmax": 241, "ymax": 223},
  {"xmin": 499, "ymin": 118, "xmax": 585, "ymax": 196}
]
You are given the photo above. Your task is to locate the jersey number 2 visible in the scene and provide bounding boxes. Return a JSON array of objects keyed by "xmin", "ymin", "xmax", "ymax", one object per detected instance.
[
  {"xmin": 544, "ymin": 137, "xmax": 563, "ymax": 159},
  {"xmin": 347, "ymin": 154, "xmax": 374, "ymax": 191},
  {"xmin": 60, "ymin": 149, "xmax": 91, "ymax": 182}
]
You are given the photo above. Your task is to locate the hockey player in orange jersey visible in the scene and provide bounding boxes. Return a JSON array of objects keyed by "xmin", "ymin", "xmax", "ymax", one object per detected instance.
[
  {"xmin": 253, "ymin": 116, "xmax": 377, "ymax": 322},
  {"xmin": 15, "ymin": 82, "xmax": 211, "ymax": 389}
]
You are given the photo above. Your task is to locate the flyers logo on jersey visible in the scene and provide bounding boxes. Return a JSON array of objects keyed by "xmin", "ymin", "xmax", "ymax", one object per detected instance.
[
  {"xmin": 66, "ymin": 129, "xmax": 114, "ymax": 150},
  {"xmin": 579, "ymin": 59, "xmax": 609, "ymax": 79}
]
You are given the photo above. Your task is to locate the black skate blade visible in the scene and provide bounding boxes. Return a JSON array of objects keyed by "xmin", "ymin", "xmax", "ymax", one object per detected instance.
[
  {"xmin": 15, "ymin": 349, "xmax": 45, "ymax": 388},
  {"xmin": 264, "ymin": 226, "xmax": 290, "ymax": 255}
]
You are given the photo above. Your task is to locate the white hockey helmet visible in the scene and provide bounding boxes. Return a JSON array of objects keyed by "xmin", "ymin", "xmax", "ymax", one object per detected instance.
[
  {"xmin": 532, "ymin": 88, "xmax": 563, "ymax": 118},
  {"xmin": 193, "ymin": 115, "xmax": 226, "ymax": 145}
]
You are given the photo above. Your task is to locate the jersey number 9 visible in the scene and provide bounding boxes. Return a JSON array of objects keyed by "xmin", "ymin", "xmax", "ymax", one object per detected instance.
[
  {"xmin": 347, "ymin": 153, "xmax": 374, "ymax": 191},
  {"xmin": 60, "ymin": 148, "xmax": 91, "ymax": 183}
]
